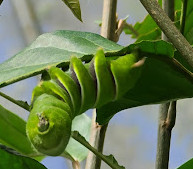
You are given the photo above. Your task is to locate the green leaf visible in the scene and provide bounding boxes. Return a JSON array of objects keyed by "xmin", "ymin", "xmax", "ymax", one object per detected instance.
[
  {"xmin": 128, "ymin": 40, "xmax": 174, "ymax": 58},
  {"xmin": 124, "ymin": 15, "xmax": 160, "ymax": 40},
  {"xmin": 71, "ymin": 131, "xmax": 125, "ymax": 169},
  {"xmin": 64, "ymin": 114, "xmax": 91, "ymax": 162},
  {"xmin": 183, "ymin": 1, "xmax": 193, "ymax": 44},
  {"xmin": 61, "ymin": 0, "xmax": 82, "ymax": 21},
  {"xmin": 135, "ymin": 28, "xmax": 161, "ymax": 43},
  {"xmin": 0, "ymin": 30, "xmax": 123, "ymax": 88},
  {"xmin": 0, "ymin": 105, "xmax": 37, "ymax": 156},
  {"xmin": 124, "ymin": 0, "xmax": 182, "ymax": 42},
  {"xmin": 0, "ymin": 145, "xmax": 47, "ymax": 169},
  {"xmin": 1, "ymin": 31, "xmax": 192, "ymax": 125},
  {"xmin": 177, "ymin": 158, "xmax": 193, "ymax": 169}
]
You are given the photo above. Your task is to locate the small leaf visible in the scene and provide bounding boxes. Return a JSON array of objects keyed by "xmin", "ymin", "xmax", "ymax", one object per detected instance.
[
  {"xmin": 105, "ymin": 154, "xmax": 125, "ymax": 169},
  {"xmin": 71, "ymin": 131, "xmax": 125, "ymax": 169},
  {"xmin": 124, "ymin": 15, "xmax": 160, "ymax": 40},
  {"xmin": 61, "ymin": 0, "xmax": 82, "ymax": 21},
  {"xmin": 0, "ymin": 105, "xmax": 37, "ymax": 156},
  {"xmin": 177, "ymin": 158, "xmax": 193, "ymax": 169},
  {"xmin": 0, "ymin": 145, "xmax": 47, "ymax": 169},
  {"xmin": 64, "ymin": 114, "xmax": 91, "ymax": 162}
]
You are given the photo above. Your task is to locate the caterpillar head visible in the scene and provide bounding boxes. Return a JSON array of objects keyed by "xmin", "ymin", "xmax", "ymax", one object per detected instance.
[{"xmin": 26, "ymin": 94, "xmax": 72, "ymax": 156}]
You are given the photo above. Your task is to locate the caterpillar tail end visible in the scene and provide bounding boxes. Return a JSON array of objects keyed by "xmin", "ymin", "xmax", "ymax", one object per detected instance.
[{"xmin": 26, "ymin": 97, "xmax": 72, "ymax": 156}]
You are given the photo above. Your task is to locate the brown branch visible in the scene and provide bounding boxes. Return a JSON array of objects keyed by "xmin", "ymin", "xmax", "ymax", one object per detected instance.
[{"xmin": 155, "ymin": 1, "xmax": 177, "ymax": 169}]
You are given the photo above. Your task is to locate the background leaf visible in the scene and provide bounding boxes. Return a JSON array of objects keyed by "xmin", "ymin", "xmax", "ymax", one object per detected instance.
[
  {"xmin": 124, "ymin": 0, "xmax": 182, "ymax": 42},
  {"xmin": 183, "ymin": 1, "xmax": 193, "ymax": 44},
  {"xmin": 177, "ymin": 158, "xmax": 193, "ymax": 169},
  {"xmin": 0, "ymin": 105, "xmax": 36, "ymax": 156},
  {"xmin": 124, "ymin": 15, "xmax": 161, "ymax": 41},
  {"xmin": 0, "ymin": 145, "xmax": 47, "ymax": 169},
  {"xmin": 64, "ymin": 114, "xmax": 91, "ymax": 162},
  {"xmin": 61, "ymin": 0, "xmax": 82, "ymax": 21}
]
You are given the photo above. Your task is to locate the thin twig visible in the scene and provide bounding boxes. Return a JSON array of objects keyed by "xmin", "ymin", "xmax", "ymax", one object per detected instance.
[
  {"xmin": 156, "ymin": 0, "xmax": 180, "ymax": 168},
  {"xmin": 72, "ymin": 131, "xmax": 122, "ymax": 169},
  {"xmin": 114, "ymin": 19, "xmax": 126, "ymax": 42},
  {"xmin": 0, "ymin": 91, "xmax": 30, "ymax": 111},
  {"xmin": 85, "ymin": 110, "xmax": 108, "ymax": 169},
  {"xmin": 140, "ymin": 0, "xmax": 193, "ymax": 68},
  {"xmin": 72, "ymin": 160, "xmax": 81, "ymax": 169}
]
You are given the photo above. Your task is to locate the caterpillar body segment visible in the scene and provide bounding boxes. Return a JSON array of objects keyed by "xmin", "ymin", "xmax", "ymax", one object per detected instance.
[
  {"xmin": 27, "ymin": 94, "xmax": 72, "ymax": 156},
  {"xmin": 26, "ymin": 49, "xmax": 142, "ymax": 156},
  {"xmin": 49, "ymin": 67, "xmax": 81, "ymax": 117},
  {"xmin": 93, "ymin": 50, "xmax": 115, "ymax": 108},
  {"xmin": 70, "ymin": 56, "xmax": 96, "ymax": 114},
  {"xmin": 110, "ymin": 53, "xmax": 140, "ymax": 99}
]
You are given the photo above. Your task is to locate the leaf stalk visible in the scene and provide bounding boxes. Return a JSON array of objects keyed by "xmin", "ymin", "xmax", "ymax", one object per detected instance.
[{"xmin": 0, "ymin": 91, "xmax": 30, "ymax": 111}]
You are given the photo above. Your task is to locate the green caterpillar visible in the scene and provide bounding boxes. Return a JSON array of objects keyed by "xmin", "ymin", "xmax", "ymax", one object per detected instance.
[{"xmin": 26, "ymin": 49, "xmax": 142, "ymax": 156}]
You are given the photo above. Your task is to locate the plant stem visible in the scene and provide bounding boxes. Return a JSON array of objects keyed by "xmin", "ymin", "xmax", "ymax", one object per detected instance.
[
  {"xmin": 72, "ymin": 160, "xmax": 81, "ymax": 169},
  {"xmin": 85, "ymin": 110, "xmax": 108, "ymax": 169},
  {"xmin": 10, "ymin": 0, "xmax": 41, "ymax": 45},
  {"xmin": 0, "ymin": 91, "xmax": 30, "ymax": 111},
  {"xmin": 156, "ymin": 102, "xmax": 176, "ymax": 169},
  {"xmin": 101, "ymin": 0, "xmax": 117, "ymax": 41},
  {"xmin": 85, "ymin": 0, "xmax": 117, "ymax": 168},
  {"xmin": 156, "ymin": 1, "xmax": 176, "ymax": 169},
  {"xmin": 140, "ymin": 0, "xmax": 193, "ymax": 68}
]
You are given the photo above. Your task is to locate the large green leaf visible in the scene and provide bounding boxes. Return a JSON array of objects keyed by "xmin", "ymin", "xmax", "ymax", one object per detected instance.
[
  {"xmin": 61, "ymin": 0, "xmax": 82, "ymax": 21},
  {"xmin": 177, "ymin": 158, "xmax": 193, "ymax": 169},
  {"xmin": 0, "ymin": 30, "xmax": 192, "ymax": 125},
  {"xmin": 64, "ymin": 114, "xmax": 91, "ymax": 162},
  {"xmin": 0, "ymin": 105, "xmax": 36, "ymax": 156},
  {"xmin": 0, "ymin": 145, "xmax": 47, "ymax": 169},
  {"xmin": 0, "ymin": 30, "xmax": 123, "ymax": 88},
  {"xmin": 96, "ymin": 42, "xmax": 193, "ymax": 124}
]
